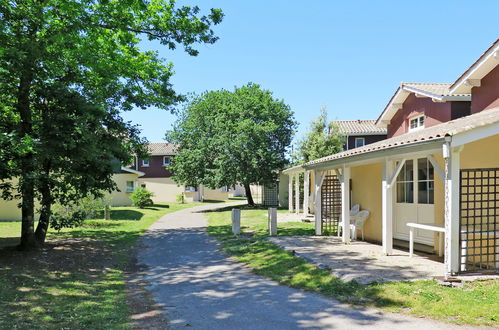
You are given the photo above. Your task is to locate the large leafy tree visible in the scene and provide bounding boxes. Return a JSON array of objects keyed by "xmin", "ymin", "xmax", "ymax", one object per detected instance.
[
  {"xmin": 293, "ymin": 106, "xmax": 344, "ymax": 164},
  {"xmin": 166, "ymin": 83, "xmax": 296, "ymax": 205},
  {"xmin": 0, "ymin": 0, "xmax": 223, "ymax": 249}
]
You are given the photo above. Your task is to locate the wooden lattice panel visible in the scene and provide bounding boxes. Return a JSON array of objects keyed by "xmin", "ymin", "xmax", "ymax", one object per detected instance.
[
  {"xmin": 321, "ymin": 173, "xmax": 341, "ymax": 235},
  {"xmin": 460, "ymin": 168, "xmax": 499, "ymax": 273}
]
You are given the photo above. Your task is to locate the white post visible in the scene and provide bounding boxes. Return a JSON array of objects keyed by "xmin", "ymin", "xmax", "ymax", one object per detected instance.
[
  {"xmin": 444, "ymin": 142, "xmax": 462, "ymax": 276},
  {"xmin": 295, "ymin": 173, "xmax": 300, "ymax": 215},
  {"xmin": 288, "ymin": 175, "xmax": 293, "ymax": 213},
  {"xmin": 304, "ymin": 171, "xmax": 310, "ymax": 217},
  {"xmin": 409, "ymin": 227, "xmax": 414, "ymax": 257},
  {"xmin": 231, "ymin": 208, "xmax": 241, "ymax": 235},
  {"xmin": 314, "ymin": 170, "xmax": 324, "ymax": 236},
  {"xmin": 382, "ymin": 159, "xmax": 394, "ymax": 255},
  {"xmin": 268, "ymin": 207, "xmax": 277, "ymax": 236},
  {"xmin": 341, "ymin": 166, "xmax": 351, "ymax": 243}
]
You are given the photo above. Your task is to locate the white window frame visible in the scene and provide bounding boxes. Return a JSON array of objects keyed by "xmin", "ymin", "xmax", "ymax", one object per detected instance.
[
  {"xmin": 163, "ymin": 156, "xmax": 171, "ymax": 166},
  {"xmin": 125, "ymin": 181, "xmax": 135, "ymax": 193},
  {"xmin": 354, "ymin": 137, "xmax": 365, "ymax": 148},
  {"xmin": 142, "ymin": 159, "xmax": 150, "ymax": 167},
  {"xmin": 408, "ymin": 114, "xmax": 425, "ymax": 132},
  {"xmin": 185, "ymin": 186, "xmax": 197, "ymax": 192}
]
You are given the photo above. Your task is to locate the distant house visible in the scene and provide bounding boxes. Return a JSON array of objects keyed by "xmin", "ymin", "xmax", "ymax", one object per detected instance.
[
  {"xmin": 335, "ymin": 120, "xmax": 387, "ymax": 150},
  {"xmin": 283, "ymin": 39, "xmax": 499, "ymax": 277},
  {"xmin": 129, "ymin": 142, "xmax": 230, "ymax": 203}
]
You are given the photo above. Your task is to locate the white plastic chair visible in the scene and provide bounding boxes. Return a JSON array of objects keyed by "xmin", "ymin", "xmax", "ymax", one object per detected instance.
[
  {"xmin": 352, "ymin": 210, "xmax": 370, "ymax": 240},
  {"xmin": 338, "ymin": 204, "xmax": 360, "ymax": 237}
]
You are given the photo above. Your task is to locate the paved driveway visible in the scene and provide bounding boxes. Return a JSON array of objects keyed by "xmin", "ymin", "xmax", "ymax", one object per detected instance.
[{"xmin": 136, "ymin": 202, "xmax": 473, "ymax": 329}]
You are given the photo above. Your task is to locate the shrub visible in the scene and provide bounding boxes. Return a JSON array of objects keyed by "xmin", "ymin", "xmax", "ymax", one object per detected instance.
[
  {"xmin": 50, "ymin": 196, "xmax": 105, "ymax": 231},
  {"xmin": 130, "ymin": 187, "xmax": 154, "ymax": 208},
  {"xmin": 176, "ymin": 193, "xmax": 185, "ymax": 203}
]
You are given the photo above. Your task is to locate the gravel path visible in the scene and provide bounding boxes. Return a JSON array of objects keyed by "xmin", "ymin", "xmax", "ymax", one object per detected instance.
[{"xmin": 136, "ymin": 202, "xmax": 474, "ymax": 329}]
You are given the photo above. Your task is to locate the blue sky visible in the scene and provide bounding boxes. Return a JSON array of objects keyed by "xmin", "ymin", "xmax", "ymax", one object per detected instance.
[{"xmin": 122, "ymin": 0, "xmax": 499, "ymax": 144}]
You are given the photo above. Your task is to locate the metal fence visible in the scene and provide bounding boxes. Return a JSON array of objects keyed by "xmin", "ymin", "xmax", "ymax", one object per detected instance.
[
  {"xmin": 321, "ymin": 173, "xmax": 341, "ymax": 235},
  {"xmin": 459, "ymin": 168, "xmax": 499, "ymax": 273}
]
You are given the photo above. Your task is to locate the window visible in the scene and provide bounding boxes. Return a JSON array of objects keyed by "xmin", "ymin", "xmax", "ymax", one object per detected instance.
[
  {"xmin": 142, "ymin": 159, "xmax": 150, "ymax": 167},
  {"xmin": 417, "ymin": 158, "xmax": 434, "ymax": 204},
  {"xmin": 185, "ymin": 186, "xmax": 197, "ymax": 192},
  {"xmin": 354, "ymin": 137, "xmax": 365, "ymax": 148},
  {"xmin": 125, "ymin": 181, "xmax": 135, "ymax": 193},
  {"xmin": 396, "ymin": 160, "xmax": 414, "ymax": 203},
  {"xmin": 163, "ymin": 156, "xmax": 171, "ymax": 166},
  {"xmin": 408, "ymin": 115, "xmax": 425, "ymax": 131},
  {"xmin": 141, "ymin": 184, "xmax": 146, "ymax": 188}
]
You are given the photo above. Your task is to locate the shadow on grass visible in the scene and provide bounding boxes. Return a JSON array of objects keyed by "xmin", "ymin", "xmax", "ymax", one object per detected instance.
[
  {"xmin": 202, "ymin": 204, "xmax": 285, "ymax": 214},
  {"xmin": 207, "ymin": 223, "xmax": 402, "ymax": 309}
]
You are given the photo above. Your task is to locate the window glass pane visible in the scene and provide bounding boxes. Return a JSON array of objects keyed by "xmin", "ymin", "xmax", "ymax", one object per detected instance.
[
  {"xmin": 396, "ymin": 162, "xmax": 405, "ymax": 182},
  {"xmin": 405, "ymin": 160, "xmax": 413, "ymax": 181},
  {"xmin": 428, "ymin": 163, "xmax": 434, "ymax": 180},
  {"xmin": 419, "ymin": 116, "xmax": 425, "ymax": 126},
  {"xmin": 418, "ymin": 181, "xmax": 428, "ymax": 204},
  {"xmin": 397, "ymin": 183, "xmax": 405, "ymax": 203},
  {"xmin": 428, "ymin": 181, "xmax": 434, "ymax": 204},
  {"xmin": 406, "ymin": 182, "xmax": 414, "ymax": 203}
]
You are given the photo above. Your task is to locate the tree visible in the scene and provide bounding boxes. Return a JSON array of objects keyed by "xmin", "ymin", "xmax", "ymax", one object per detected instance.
[
  {"xmin": 293, "ymin": 106, "xmax": 344, "ymax": 164},
  {"xmin": 0, "ymin": 0, "xmax": 223, "ymax": 249},
  {"xmin": 166, "ymin": 83, "xmax": 296, "ymax": 205}
]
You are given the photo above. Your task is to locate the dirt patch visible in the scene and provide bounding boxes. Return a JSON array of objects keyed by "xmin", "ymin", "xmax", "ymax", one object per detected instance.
[{"xmin": 125, "ymin": 244, "xmax": 169, "ymax": 330}]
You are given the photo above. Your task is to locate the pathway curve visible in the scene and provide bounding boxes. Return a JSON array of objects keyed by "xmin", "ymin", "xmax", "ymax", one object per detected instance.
[{"xmin": 136, "ymin": 202, "xmax": 473, "ymax": 329}]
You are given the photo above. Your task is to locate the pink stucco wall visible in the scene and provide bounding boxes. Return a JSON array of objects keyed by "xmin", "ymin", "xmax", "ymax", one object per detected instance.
[
  {"xmin": 471, "ymin": 64, "xmax": 499, "ymax": 113},
  {"xmin": 387, "ymin": 94, "xmax": 452, "ymax": 138}
]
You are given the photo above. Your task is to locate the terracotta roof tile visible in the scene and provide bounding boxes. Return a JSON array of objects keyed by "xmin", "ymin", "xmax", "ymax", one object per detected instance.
[
  {"xmin": 335, "ymin": 120, "xmax": 387, "ymax": 135},
  {"xmin": 147, "ymin": 143, "xmax": 179, "ymax": 155}
]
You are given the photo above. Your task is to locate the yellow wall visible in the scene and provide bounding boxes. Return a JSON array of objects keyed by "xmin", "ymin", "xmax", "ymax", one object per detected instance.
[
  {"xmin": 351, "ymin": 163, "xmax": 383, "ymax": 242},
  {"xmin": 203, "ymin": 188, "xmax": 229, "ymax": 201},
  {"xmin": 108, "ymin": 173, "xmax": 138, "ymax": 206},
  {"xmin": 0, "ymin": 198, "xmax": 22, "ymax": 221},
  {"xmin": 137, "ymin": 177, "xmax": 184, "ymax": 203},
  {"xmin": 460, "ymin": 134, "xmax": 499, "ymax": 169}
]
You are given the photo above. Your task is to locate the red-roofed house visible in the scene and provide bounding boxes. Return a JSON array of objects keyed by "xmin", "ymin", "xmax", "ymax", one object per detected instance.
[
  {"xmin": 336, "ymin": 120, "xmax": 387, "ymax": 150},
  {"xmin": 284, "ymin": 40, "xmax": 499, "ymax": 277}
]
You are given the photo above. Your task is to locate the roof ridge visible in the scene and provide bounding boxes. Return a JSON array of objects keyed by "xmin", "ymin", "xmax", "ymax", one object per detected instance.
[{"xmin": 401, "ymin": 82, "xmax": 451, "ymax": 86}]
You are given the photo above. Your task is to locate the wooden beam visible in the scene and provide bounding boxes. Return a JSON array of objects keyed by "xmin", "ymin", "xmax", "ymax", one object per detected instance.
[
  {"xmin": 388, "ymin": 158, "xmax": 406, "ymax": 187},
  {"xmin": 463, "ymin": 79, "xmax": 481, "ymax": 87},
  {"xmin": 427, "ymin": 154, "xmax": 445, "ymax": 181}
]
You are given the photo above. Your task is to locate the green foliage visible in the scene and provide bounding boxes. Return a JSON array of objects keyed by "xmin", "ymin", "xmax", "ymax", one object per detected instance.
[
  {"xmin": 0, "ymin": 0, "xmax": 223, "ymax": 244},
  {"xmin": 176, "ymin": 193, "xmax": 185, "ymax": 203},
  {"xmin": 166, "ymin": 82, "xmax": 297, "ymax": 191},
  {"xmin": 50, "ymin": 197, "xmax": 107, "ymax": 231},
  {"xmin": 130, "ymin": 188, "xmax": 154, "ymax": 209},
  {"xmin": 293, "ymin": 106, "xmax": 344, "ymax": 164}
]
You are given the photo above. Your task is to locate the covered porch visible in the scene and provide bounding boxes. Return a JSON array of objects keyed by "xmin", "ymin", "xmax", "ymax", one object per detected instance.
[{"xmin": 284, "ymin": 108, "xmax": 499, "ymax": 278}]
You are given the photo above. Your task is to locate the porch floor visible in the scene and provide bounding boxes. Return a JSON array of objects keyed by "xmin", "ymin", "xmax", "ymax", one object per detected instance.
[{"xmin": 267, "ymin": 236, "xmax": 444, "ymax": 284}]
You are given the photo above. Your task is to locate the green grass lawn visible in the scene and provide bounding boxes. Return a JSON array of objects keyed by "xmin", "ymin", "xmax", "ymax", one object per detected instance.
[
  {"xmin": 207, "ymin": 206, "xmax": 499, "ymax": 326},
  {"xmin": 0, "ymin": 202, "xmax": 205, "ymax": 329}
]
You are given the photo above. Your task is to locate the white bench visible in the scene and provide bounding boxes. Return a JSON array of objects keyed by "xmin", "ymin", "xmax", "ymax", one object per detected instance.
[{"xmin": 406, "ymin": 222, "xmax": 445, "ymax": 257}]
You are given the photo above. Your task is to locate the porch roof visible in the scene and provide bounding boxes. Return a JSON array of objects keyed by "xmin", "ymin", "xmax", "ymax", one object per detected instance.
[{"xmin": 304, "ymin": 107, "xmax": 499, "ymax": 170}]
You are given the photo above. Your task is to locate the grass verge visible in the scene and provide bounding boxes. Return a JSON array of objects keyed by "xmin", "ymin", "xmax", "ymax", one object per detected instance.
[
  {"xmin": 207, "ymin": 206, "xmax": 499, "ymax": 326},
  {"xmin": 0, "ymin": 202, "xmax": 205, "ymax": 329}
]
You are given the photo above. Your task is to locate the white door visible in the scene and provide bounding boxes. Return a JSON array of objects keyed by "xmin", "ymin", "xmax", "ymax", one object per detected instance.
[{"xmin": 394, "ymin": 158, "xmax": 435, "ymax": 245}]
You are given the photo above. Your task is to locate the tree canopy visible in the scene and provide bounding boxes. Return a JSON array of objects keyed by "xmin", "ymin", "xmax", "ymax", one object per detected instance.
[
  {"xmin": 166, "ymin": 83, "xmax": 296, "ymax": 205},
  {"xmin": 293, "ymin": 106, "xmax": 344, "ymax": 164},
  {"xmin": 0, "ymin": 0, "xmax": 223, "ymax": 248}
]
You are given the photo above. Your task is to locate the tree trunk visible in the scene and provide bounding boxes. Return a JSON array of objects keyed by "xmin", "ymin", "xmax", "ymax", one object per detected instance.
[
  {"xmin": 35, "ymin": 162, "xmax": 52, "ymax": 244},
  {"xmin": 244, "ymin": 183, "xmax": 255, "ymax": 206},
  {"xmin": 17, "ymin": 33, "xmax": 37, "ymax": 250}
]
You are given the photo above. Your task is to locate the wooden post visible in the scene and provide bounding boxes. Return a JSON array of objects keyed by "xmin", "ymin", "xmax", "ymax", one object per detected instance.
[
  {"xmin": 444, "ymin": 142, "xmax": 462, "ymax": 276},
  {"xmin": 341, "ymin": 166, "xmax": 351, "ymax": 243},
  {"xmin": 382, "ymin": 159, "xmax": 394, "ymax": 255},
  {"xmin": 314, "ymin": 170, "xmax": 324, "ymax": 236},
  {"xmin": 295, "ymin": 173, "xmax": 300, "ymax": 215},
  {"xmin": 288, "ymin": 175, "xmax": 293, "ymax": 213},
  {"xmin": 104, "ymin": 205, "xmax": 110, "ymax": 220},
  {"xmin": 231, "ymin": 208, "xmax": 241, "ymax": 235},
  {"xmin": 268, "ymin": 207, "xmax": 277, "ymax": 236},
  {"xmin": 303, "ymin": 171, "xmax": 310, "ymax": 217}
]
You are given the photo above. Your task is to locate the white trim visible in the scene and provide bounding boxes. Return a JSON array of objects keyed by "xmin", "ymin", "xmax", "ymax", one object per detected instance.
[
  {"xmin": 125, "ymin": 180, "xmax": 135, "ymax": 193},
  {"xmin": 142, "ymin": 159, "xmax": 150, "ymax": 167},
  {"xmin": 341, "ymin": 166, "xmax": 351, "ymax": 243},
  {"xmin": 388, "ymin": 158, "xmax": 406, "ymax": 187},
  {"xmin": 120, "ymin": 167, "xmax": 145, "ymax": 177},
  {"xmin": 343, "ymin": 132, "xmax": 387, "ymax": 137},
  {"xmin": 303, "ymin": 171, "xmax": 310, "ymax": 217},
  {"xmin": 288, "ymin": 175, "xmax": 294, "ymax": 213},
  {"xmin": 314, "ymin": 170, "xmax": 325, "ymax": 235},
  {"xmin": 450, "ymin": 41, "xmax": 499, "ymax": 94},
  {"xmin": 427, "ymin": 155, "xmax": 445, "ymax": 181},
  {"xmin": 163, "ymin": 156, "xmax": 171, "ymax": 166},
  {"xmin": 295, "ymin": 173, "xmax": 300, "ymax": 215},
  {"xmin": 450, "ymin": 120, "xmax": 499, "ymax": 147},
  {"xmin": 408, "ymin": 114, "xmax": 425, "ymax": 132},
  {"xmin": 382, "ymin": 159, "xmax": 394, "ymax": 255}
]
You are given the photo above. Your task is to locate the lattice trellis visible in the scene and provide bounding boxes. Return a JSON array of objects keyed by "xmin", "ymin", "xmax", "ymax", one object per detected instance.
[
  {"xmin": 321, "ymin": 173, "xmax": 341, "ymax": 235},
  {"xmin": 262, "ymin": 183, "xmax": 279, "ymax": 206},
  {"xmin": 460, "ymin": 168, "xmax": 499, "ymax": 273}
]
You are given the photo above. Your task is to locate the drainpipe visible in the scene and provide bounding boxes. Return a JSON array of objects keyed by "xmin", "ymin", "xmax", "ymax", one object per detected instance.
[{"xmin": 135, "ymin": 155, "xmax": 138, "ymax": 171}]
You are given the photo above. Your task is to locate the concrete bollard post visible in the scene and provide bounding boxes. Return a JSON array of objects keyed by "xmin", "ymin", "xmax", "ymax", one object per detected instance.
[
  {"xmin": 268, "ymin": 207, "xmax": 277, "ymax": 236},
  {"xmin": 232, "ymin": 208, "xmax": 241, "ymax": 235},
  {"xmin": 104, "ymin": 205, "xmax": 111, "ymax": 220}
]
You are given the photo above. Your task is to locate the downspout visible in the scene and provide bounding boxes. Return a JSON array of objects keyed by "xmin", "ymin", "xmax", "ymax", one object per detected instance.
[{"xmin": 135, "ymin": 155, "xmax": 138, "ymax": 171}]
